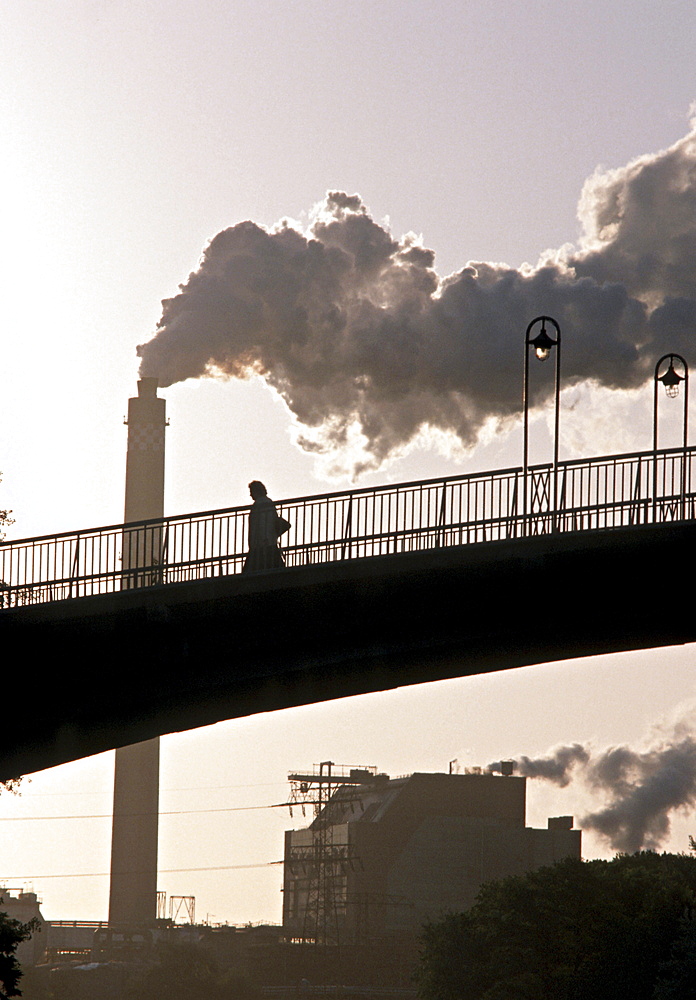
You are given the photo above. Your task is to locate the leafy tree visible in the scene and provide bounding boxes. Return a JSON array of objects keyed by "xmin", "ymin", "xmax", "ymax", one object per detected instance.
[
  {"xmin": 0, "ymin": 472, "xmax": 13, "ymax": 541},
  {"xmin": 653, "ymin": 838, "xmax": 696, "ymax": 998},
  {"xmin": 0, "ymin": 912, "xmax": 39, "ymax": 1000},
  {"xmin": 127, "ymin": 943, "xmax": 260, "ymax": 1000},
  {"xmin": 0, "ymin": 472, "xmax": 13, "ymax": 611},
  {"xmin": 652, "ymin": 916, "xmax": 696, "ymax": 999},
  {"xmin": 0, "ymin": 765, "xmax": 33, "ymax": 999},
  {"xmin": 417, "ymin": 852, "xmax": 696, "ymax": 1000},
  {"xmin": 0, "ymin": 780, "xmax": 22, "ymax": 796},
  {"xmin": 0, "ymin": 461, "xmax": 49, "ymax": 994},
  {"xmin": 0, "ymin": 776, "xmax": 27, "ymax": 804}
]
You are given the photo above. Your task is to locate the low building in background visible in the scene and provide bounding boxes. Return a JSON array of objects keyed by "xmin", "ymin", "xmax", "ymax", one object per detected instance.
[{"xmin": 0, "ymin": 888, "xmax": 47, "ymax": 967}]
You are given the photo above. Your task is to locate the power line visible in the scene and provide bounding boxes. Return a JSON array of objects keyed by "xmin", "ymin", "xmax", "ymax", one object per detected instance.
[
  {"xmin": 1, "ymin": 861, "xmax": 283, "ymax": 881},
  {"xmin": 0, "ymin": 802, "xmax": 293, "ymax": 821},
  {"xmin": 20, "ymin": 782, "xmax": 285, "ymax": 797}
]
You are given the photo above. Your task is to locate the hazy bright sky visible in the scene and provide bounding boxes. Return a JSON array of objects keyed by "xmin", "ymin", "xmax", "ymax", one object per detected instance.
[{"xmin": 1, "ymin": 0, "xmax": 695, "ymax": 925}]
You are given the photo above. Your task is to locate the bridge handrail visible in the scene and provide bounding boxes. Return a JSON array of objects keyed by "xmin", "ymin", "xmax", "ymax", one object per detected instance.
[
  {"xmin": 0, "ymin": 442, "xmax": 690, "ymax": 549},
  {"xmin": 1, "ymin": 444, "xmax": 693, "ymax": 607}
]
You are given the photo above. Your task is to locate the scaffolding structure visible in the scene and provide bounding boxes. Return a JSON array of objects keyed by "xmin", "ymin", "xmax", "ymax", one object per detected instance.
[
  {"xmin": 170, "ymin": 895, "xmax": 196, "ymax": 924},
  {"xmin": 286, "ymin": 762, "xmax": 376, "ymax": 945},
  {"xmin": 156, "ymin": 891, "xmax": 196, "ymax": 924}
]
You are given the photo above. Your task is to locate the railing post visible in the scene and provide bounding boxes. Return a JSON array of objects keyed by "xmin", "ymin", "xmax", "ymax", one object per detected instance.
[
  {"xmin": 436, "ymin": 483, "xmax": 447, "ymax": 548},
  {"xmin": 341, "ymin": 493, "xmax": 353, "ymax": 559},
  {"xmin": 507, "ymin": 474, "xmax": 519, "ymax": 539},
  {"xmin": 556, "ymin": 468, "xmax": 567, "ymax": 533},
  {"xmin": 629, "ymin": 457, "xmax": 643, "ymax": 526},
  {"xmin": 68, "ymin": 537, "xmax": 80, "ymax": 600}
]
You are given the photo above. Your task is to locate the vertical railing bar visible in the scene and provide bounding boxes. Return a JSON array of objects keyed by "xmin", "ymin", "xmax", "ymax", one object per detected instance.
[
  {"xmin": 68, "ymin": 536, "xmax": 80, "ymax": 600},
  {"xmin": 629, "ymin": 457, "xmax": 642, "ymax": 526},
  {"xmin": 436, "ymin": 482, "xmax": 447, "ymax": 549}
]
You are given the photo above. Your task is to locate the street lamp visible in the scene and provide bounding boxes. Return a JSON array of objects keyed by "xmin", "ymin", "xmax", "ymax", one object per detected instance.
[
  {"xmin": 653, "ymin": 354, "xmax": 688, "ymax": 448},
  {"xmin": 523, "ymin": 316, "xmax": 562, "ymax": 533},
  {"xmin": 653, "ymin": 353, "xmax": 689, "ymax": 520}
]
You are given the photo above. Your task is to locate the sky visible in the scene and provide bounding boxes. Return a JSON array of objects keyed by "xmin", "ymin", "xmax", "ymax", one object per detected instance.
[{"xmin": 1, "ymin": 0, "xmax": 696, "ymax": 926}]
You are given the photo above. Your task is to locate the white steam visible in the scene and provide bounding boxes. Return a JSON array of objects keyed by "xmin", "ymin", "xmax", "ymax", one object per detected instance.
[{"xmin": 138, "ymin": 119, "xmax": 696, "ymax": 476}]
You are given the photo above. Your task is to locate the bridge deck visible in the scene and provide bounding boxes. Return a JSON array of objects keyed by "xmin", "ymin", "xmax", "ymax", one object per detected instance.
[{"xmin": 1, "ymin": 447, "xmax": 694, "ymax": 779}]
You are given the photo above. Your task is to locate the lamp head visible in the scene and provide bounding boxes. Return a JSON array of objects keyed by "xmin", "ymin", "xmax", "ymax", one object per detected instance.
[
  {"xmin": 530, "ymin": 325, "xmax": 556, "ymax": 362},
  {"xmin": 658, "ymin": 360, "xmax": 684, "ymax": 398}
]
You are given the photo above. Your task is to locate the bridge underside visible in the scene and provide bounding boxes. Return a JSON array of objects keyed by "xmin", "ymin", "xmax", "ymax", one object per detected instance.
[{"xmin": 2, "ymin": 521, "xmax": 694, "ymax": 779}]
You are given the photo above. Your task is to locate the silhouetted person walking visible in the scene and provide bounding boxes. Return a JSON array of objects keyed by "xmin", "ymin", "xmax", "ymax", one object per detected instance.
[{"xmin": 243, "ymin": 480, "xmax": 287, "ymax": 572}]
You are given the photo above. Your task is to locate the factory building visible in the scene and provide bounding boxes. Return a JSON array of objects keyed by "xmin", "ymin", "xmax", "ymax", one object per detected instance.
[{"xmin": 282, "ymin": 768, "xmax": 581, "ymax": 946}]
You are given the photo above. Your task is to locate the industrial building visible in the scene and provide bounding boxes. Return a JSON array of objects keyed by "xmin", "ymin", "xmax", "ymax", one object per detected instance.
[
  {"xmin": 0, "ymin": 889, "xmax": 46, "ymax": 968},
  {"xmin": 282, "ymin": 766, "xmax": 581, "ymax": 946}
]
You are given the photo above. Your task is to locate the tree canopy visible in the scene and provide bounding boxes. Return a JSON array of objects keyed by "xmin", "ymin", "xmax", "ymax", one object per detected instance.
[
  {"xmin": 418, "ymin": 852, "xmax": 696, "ymax": 1000},
  {"xmin": 126, "ymin": 943, "xmax": 260, "ymax": 1000},
  {"xmin": 0, "ymin": 471, "xmax": 13, "ymax": 541},
  {"xmin": 0, "ymin": 911, "xmax": 39, "ymax": 1000},
  {"xmin": 0, "ymin": 781, "xmax": 22, "ymax": 796}
]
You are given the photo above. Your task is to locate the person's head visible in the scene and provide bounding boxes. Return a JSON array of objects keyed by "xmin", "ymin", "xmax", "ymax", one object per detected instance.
[{"xmin": 248, "ymin": 480, "xmax": 267, "ymax": 500}]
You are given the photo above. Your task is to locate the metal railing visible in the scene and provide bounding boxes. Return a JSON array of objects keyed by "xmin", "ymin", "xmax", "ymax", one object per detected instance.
[{"xmin": 1, "ymin": 445, "xmax": 694, "ymax": 609}]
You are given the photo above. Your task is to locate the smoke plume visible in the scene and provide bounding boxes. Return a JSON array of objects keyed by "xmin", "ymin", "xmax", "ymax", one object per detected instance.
[
  {"xmin": 138, "ymin": 117, "xmax": 696, "ymax": 476},
  {"xmin": 488, "ymin": 744, "xmax": 590, "ymax": 788},
  {"xmin": 488, "ymin": 710, "xmax": 696, "ymax": 854}
]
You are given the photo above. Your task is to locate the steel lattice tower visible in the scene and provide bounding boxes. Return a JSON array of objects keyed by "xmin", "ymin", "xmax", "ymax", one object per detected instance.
[{"xmin": 286, "ymin": 762, "xmax": 372, "ymax": 946}]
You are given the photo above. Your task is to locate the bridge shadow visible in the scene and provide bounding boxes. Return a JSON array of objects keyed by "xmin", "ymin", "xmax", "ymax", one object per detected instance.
[{"xmin": 2, "ymin": 520, "xmax": 694, "ymax": 780}]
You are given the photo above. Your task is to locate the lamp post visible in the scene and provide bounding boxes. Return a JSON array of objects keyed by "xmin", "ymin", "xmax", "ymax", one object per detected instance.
[
  {"xmin": 653, "ymin": 353, "xmax": 689, "ymax": 521},
  {"xmin": 522, "ymin": 316, "xmax": 561, "ymax": 534}
]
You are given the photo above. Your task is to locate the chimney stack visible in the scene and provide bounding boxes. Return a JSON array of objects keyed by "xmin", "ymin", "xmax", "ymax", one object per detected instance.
[
  {"xmin": 108, "ymin": 378, "xmax": 167, "ymax": 928},
  {"xmin": 124, "ymin": 376, "xmax": 166, "ymax": 523}
]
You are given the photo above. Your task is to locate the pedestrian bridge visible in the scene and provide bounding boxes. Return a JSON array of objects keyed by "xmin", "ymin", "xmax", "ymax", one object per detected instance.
[{"xmin": 2, "ymin": 445, "xmax": 695, "ymax": 778}]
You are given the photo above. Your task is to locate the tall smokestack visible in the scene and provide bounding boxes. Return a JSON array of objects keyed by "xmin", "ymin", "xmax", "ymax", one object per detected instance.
[
  {"xmin": 124, "ymin": 377, "xmax": 166, "ymax": 522},
  {"xmin": 108, "ymin": 377, "xmax": 166, "ymax": 928}
]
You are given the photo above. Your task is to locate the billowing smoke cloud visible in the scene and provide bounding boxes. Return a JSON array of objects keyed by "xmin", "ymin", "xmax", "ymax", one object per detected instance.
[
  {"xmin": 138, "ymin": 118, "xmax": 696, "ymax": 476},
  {"xmin": 488, "ymin": 711, "xmax": 696, "ymax": 854}
]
